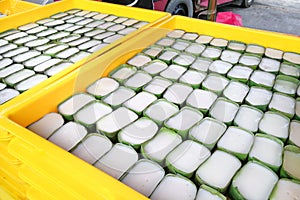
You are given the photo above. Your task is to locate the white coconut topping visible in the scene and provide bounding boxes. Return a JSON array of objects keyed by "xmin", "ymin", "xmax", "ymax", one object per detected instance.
[
  {"xmin": 24, "ymin": 55, "xmax": 51, "ymax": 68},
  {"xmin": 0, "ymin": 89, "xmax": 19, "ymax": 104},
  {"xmin": 221, "ymin": 50, "xmax": 241, "ymax": 64},
  {"xmin": 156, "ymin": 38, "xmax": 175, "ymax": 47},
  {"xmin": 18, "ymin": 23, "xmax": 39, "ymax": 31},
  {"xmin": 228, "ymin": 42, "xmax": 246, "ymax": 51},
  {"xmin": 166, "ymin": 140, "xmax": 210, "ymax": 175},
  {"xmin": 180, "ymin": 70, "xmax": 206, "ymax": 86},
  {"xmin": 227, "ymin": 65, "xmax": 253, "ymax": 80},
  {"xmin": 124, "ymin": 71, "xmax": 152, "ymax": 89},
  {"xmin": 189, "ymin": 118, "xmax": 226, "ymax": 148},
  {"xmin": 202, "ymin": 74, "xmax": 229, "ymax": 93},
  {"xmin": 163, "ymin": 83, "xmax": 193, "ymax": 105},
  {"xmin": 234, "ymin": 105, "xmax": 263, "ymax": 132},
  {"xmin": 158, "ymin": 51, "xmax": 178, "ymax": 62},
  {"xmin": 247, "ymin": 43, "xmax": 264, "ymax": 53},
  {"xmin": 28, "ymin": 113, "xmax": 64, "ymax": 139},
  {"xmin": 123, "ymin": 91, "xmax": 157, "ymax": 113},
  {"xmin": 3, "ymin": 47, "xmax": 29, "ymax": 59},
  {"xmin": 142, "ymin": 130, "xmax": 182, "ymax": 162},
  {"xmin": 283, "ymin": 52, "xmax": 300, "ymax": 65},
  {"xmin": 48, "ymin": 122, "xmax": 87, "ymax": 151},
  {"xmin": 239, "ymin": 55, "xmax": 261, "ymax": 67},
  {"xmin": 259, "ymin": 58, "xmax": 281, "ymax": 72},
  {"xmin": 182, "ymin": 33, "xmax": 199, "ymax": 41},
  {"xmin": 142, "ymin": 61, "xmax": 168, "ymax": 75},
  {"xmin": 232, "ymin": 162, "xmax": 278, "ymax": 200},
  {"xmin": 196, "ymin": 150, "xmax": 241, "ymax": 190},
  {"xmin": 4, "ymin": 69, "xmax": 35, "ymax": 85},
  {"xmin": 273, "ymin": 79, "xmax": 298, "ymax": 95},
  {"xmin": 74, "ymin": 101, "xmax": 112, "ymax": 125},
  {"xmin": 190, "ymin": 57, "xmax": 212, "ymax": 72},
  {"xmin": 280, "ymin": 63, "xmax": 300, "ymax": 77},
  {"xmin": 144, "ymin": 100, "xmax": 179, "ymax": 123},
  {"xmin": 15, "ymin": 74, "xmax": 48, "ymax": 92},
  {"xmin": 110, "ymin": 66, "xmax": 136, "ymax": 81},
  {"xmin": 289, "ymin": 121, "xmax": 300, "ymax": 147},
  {"xmin": 143, "ymin": 77, "xmax": 172, "ymax": 95},
  {"xmin": 71, "ymin": 134, "xmax": 112, "ymax": 164},
  {"xmin": 209, "ymin": 98, "xmax": 239, "ymax": 123},
  {"xmin": 143, "ymin": 46, "xmax": 163, "ymax": 58},
  {"xmin": 250, "ymin": 70, "xmax": 276, "ymax": 88},
  {"xmin": 283, "ymin": 150, "xmax": 300, "ymax": 180},
  {"xmin": 271, "ymin": 179, "xmax": 300, "ymax": 200},
  {"xmin": 151, "ymin": 174, "xmax": 197, "ymax": 200},
  {"xmin": 167, "ymin": 29, "xmax": 185, "ymax": 38},
  {"xmin": 102, "ymin": 86, "xmax": 135, "ymax": 107},
  {"xmin": 185, "ymin": 43, "xmax": 205, "ymax": 55},
  {"xmin": 96, "ymin": 107, "xmax": 138, "ymax": 134},
  {"xmin": 217, "ymin": 126, "xmax": 254, "ymax": 155},
  {"xmin": 259, "ymin": 112, "xmax": 290, "ymax": 140},
  {"xmin": 45, "ymin": 62, "xmax": 72, "ymax": 77},
  {"xmin": 196, "ymin": 35, "xmax": 213, "ymax": 44},
  {"xmin": 160, "ymin": 64, "xmax": 187, "ymax": 80},
  {"xmin": 165, "ymin": 107, "xmax": 203, "ymax": 131},
  {"xmin": 265, "ymin": 48, "xmax": 283, "ymax": 60},
  {"xmin": 269, "ymin": 93, "xmax": 295, "ymax": 117},
  {"xmin": 173, "ymin": 54, "xmax": 195, "ymax": 66},
  {"xmin": 58, "ymin": 93, "xmax": 95, "ymax": 117},
  {"xmin": 245, "ymin": 87, "xmax": 272, "ymax": 107},
  {"xmin": 94, "ymin": 143, "xmax": 138, "ymax": 179},
  {"xmin": 210, "ymin": 38, "xmax": 228, "ymax": 47},
  {"xmin": 69, "ymin": 51, "xmax": 91, "ymax": 63},
  {"xmin": 201, "ymin": 47, "xmax": 222, "ymax": 59},
  {"xmin": 196, "ymin": 186, "xmax": 225, "ymax": 200},
  {"xmin": 223, "ymin": 81, "xmax": 249, "ymax": 103},
  {"xmin": 118, "ymin": 118, "xmax": 158, "ymax": 145},
  {"xmin": 249, "ymin": 135, "xmax": 283, "ymax": 167},
  {"xmin": 87, "ymin": 77, "xmax": 119, "ymax": 98},
  {"xmin": 121, "ymin": 159, "xmax": 165, "ymax": 197},
  {"xmin": 209, "ymin": 60, "xmax": 233, "ymax": 74},
  {"xmin": 172, "ymin": 41, "xmax": 190, "ymax": 51}
]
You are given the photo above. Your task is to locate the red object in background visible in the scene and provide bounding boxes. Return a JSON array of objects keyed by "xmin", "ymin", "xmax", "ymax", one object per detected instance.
[
  {"xmin": 154, "ymin": 0, "xmax": 168, "ymax": 11},
  {"xmin": 216, "ymin": 11, "xmax": 243, "ymax": 26}
]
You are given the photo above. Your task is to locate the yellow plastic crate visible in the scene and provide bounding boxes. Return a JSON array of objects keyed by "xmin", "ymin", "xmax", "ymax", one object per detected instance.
[
  {"xmin": 0, "ymin": 140, "xmax": 20, "ymax": 165},
  {"xmin": 0, "ymin": 0, "xmax": 39, "ymax": 16},
  {"xmin": 155, "ymin": 16, "xmax": 300, "ymax": 53},
  {"xmin": 0, "ymin": 0, "xmax": 169, "ymax": 111},
  {"xmin": 0, "ymin": 3, "xmax": 169, "ymax": 194},
  {"xmin": 0, "ymin": 185, "xmax": 17, "ymax": 200},
  {"xmin": 0, "ymin": 138, "xmax": 28, "ymax": 199},
  {"xmin": 0, "ymin": 30, "xmax": 161, "ymax": 199},
  {"xmin": 0, "ymin": 16, "xmax": 300, "ymax": 200},
  {"xmin": 0, "ymin": 161, "xmax": 28, "ymax": 199}
]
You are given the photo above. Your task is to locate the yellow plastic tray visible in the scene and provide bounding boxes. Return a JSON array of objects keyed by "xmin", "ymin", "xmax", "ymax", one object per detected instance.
[
  {"xmin": 0, "ymin": 140, "xmax": 20, "ymax": 164},
  {"xmin": 0, "ymin": 0, "xmax": 39, "ymax": 16},
  {"xmin": 0, "ymin": 139, "xmax": 28, "ymax": 199},
  {"xmin": 27, "ymin": 187, "xmax": 56, "ymax": 200},
  {"xmin": 0, "ymin": 0, "xmax": 169, "ymax": 111},
  {"xmin": 0, "ymin": 185, "xmax": 17, "ymax": 200},
  {"xmin": 0, "ymin": 164, "xmax": 28, "ymax": 200},
  {"xmin": 0, "ymin": 28, "xmax": 163, "ymax": 200},
  {"xmin": 1, "ymin": 16, "xmax": 300, "ymax": 200},
  {"xmin": 157, "ymin": 16, "xmax": 300, "ymax": 53},
  {"xmin": 0, "ymin": 0, "xmax": 169, "ymax": 32}
]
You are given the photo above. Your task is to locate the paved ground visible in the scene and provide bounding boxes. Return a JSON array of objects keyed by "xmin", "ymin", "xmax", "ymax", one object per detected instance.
[{"xmin": 218, "ymin": 0, "xmax": 300, "ymax": 35}]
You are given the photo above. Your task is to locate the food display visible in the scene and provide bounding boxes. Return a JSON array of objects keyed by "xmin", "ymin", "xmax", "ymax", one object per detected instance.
[
  {"xmin": 25, "ymin": 28, "xmax": 300, "ymax": 200},
  {"xmin": 0, "ymin": 8, "xmax": 149, "ymax": 104}
]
